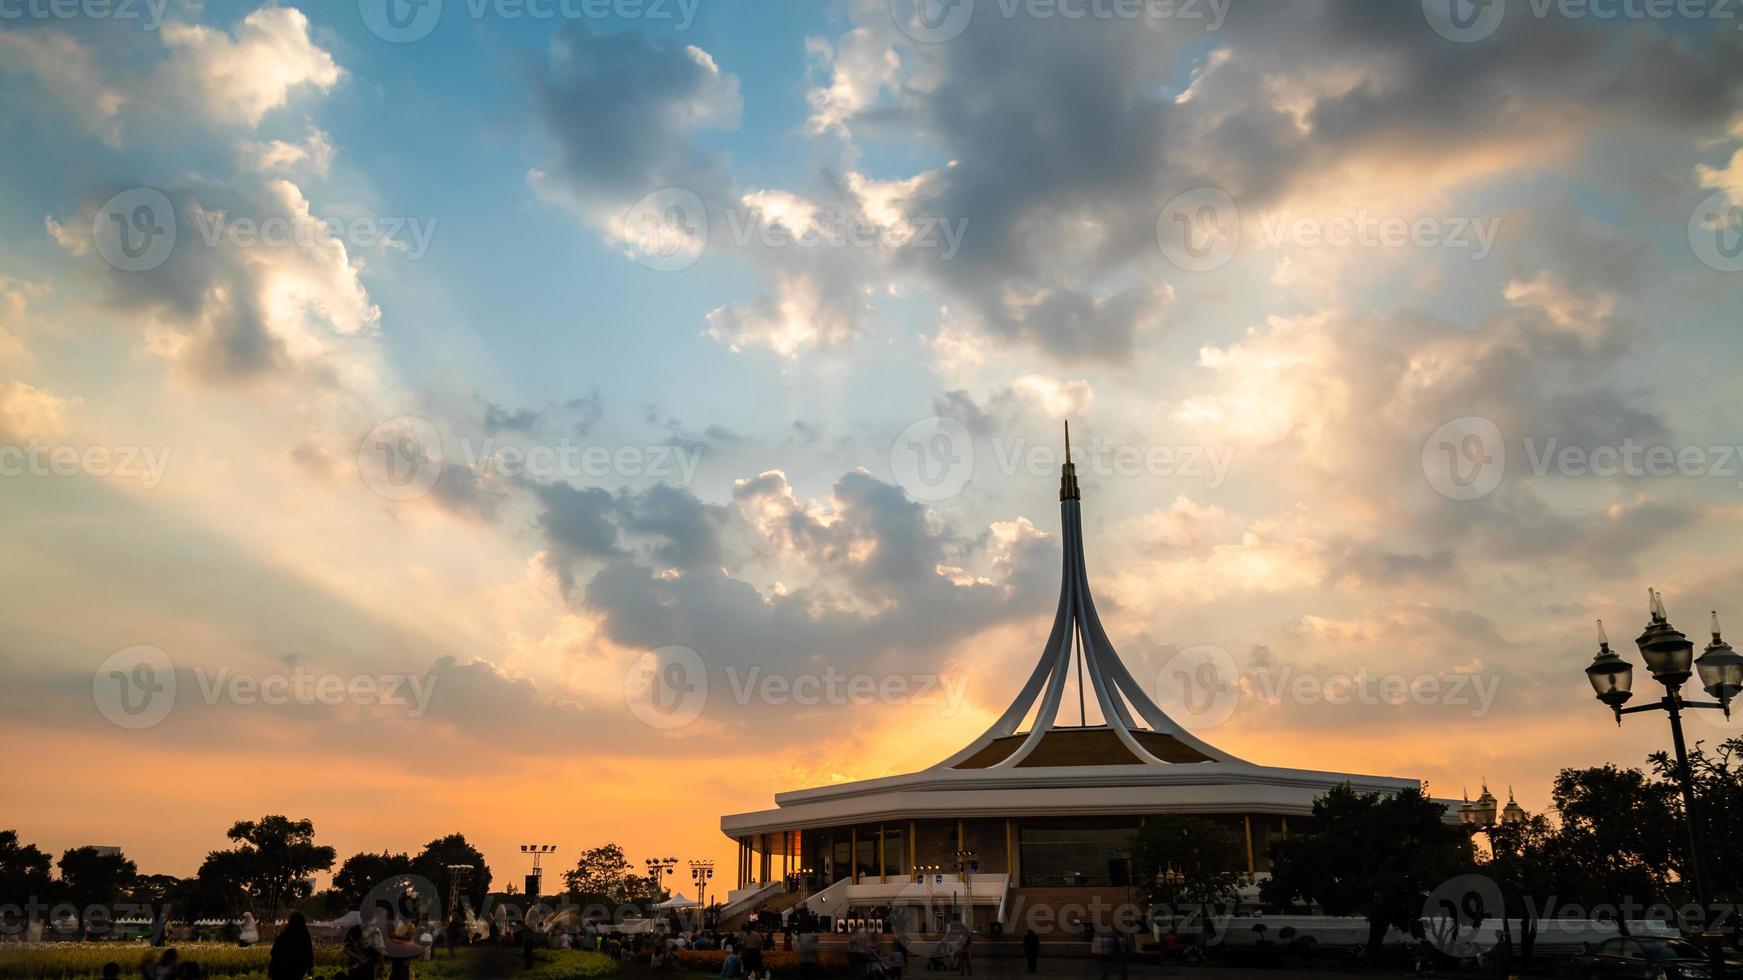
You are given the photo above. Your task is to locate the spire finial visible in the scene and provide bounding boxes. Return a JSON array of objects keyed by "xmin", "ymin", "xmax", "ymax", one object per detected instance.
[
  {"xmin": 1713, "ymin": 610, "xmax": 1723, "ymax": 641},
  {"xmin": 1059, "ymin": 420, "xmax": 1080, "ymax": 501},
  {"xmin": 1597, "ymin": 619, "xmax": 1610, "ymax": 652}
]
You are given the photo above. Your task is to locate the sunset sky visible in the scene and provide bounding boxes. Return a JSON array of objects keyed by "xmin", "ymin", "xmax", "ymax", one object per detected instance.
[{"xmin": 2, "ymin": 0, "xmax": 1743, "ymax": 893}]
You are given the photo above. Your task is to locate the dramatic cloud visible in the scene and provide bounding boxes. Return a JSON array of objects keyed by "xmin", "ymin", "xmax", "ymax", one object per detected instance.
[
  {"xmin": 159, "ymin": 7, "xmax": 344, "ymax": 128},
  {"xmin": 52, "ymin": 179, "xmax": 380, "ymax": 385}
]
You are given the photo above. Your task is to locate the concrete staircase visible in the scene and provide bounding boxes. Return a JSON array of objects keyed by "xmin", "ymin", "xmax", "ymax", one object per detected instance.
[
  {"xmin": 716, "ymin": 887, "xmax": 804, "ymax": 932},
  {"xmin": 1001, "ymin": 887, "xmax": 1142, "ymax": 939}
]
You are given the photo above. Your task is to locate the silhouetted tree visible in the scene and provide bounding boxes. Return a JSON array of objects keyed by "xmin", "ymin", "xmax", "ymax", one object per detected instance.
[
  {"xmin": 56, "ymin": 846, "xmax": 138, "ymax": 934},
  {"xmin": 1263, "ymin": 784, "xmax": 1473, "ymax": 956},
  {"xmin": 0, "ymin": 830, "xmax": 52, "ymax": 907},
  {"xmin": 411, "ymin": 834, "xmax": 492, "ymax": 912},
  {"xmin": 563, "ymin": 844, "xmax": 635, "ymax": 904},
  {"xmin": 1482, "ymin": 813, "xmax": 1568, "ymax": 969},
  {"xmin": 333, "ymin": 851, "xmax": 415, "ymax": 908},
  {"xmin": 1650, "ymin": 735, "xmax": 1743, "ymax": 903},
  {"xmin": 1550, "ymin": 765, "xmax": 1675, "ymax": 911},
  {"xmin": 1131, "ymin": 815, "xmax": 1243, "ymax": 939},
  {"xmin": 208, "ymin": 816, "xmax": 336, "ymax": 924},
  {"xmin": 187, "ymin": 847, "xmax": 261, "ymax": 920}
]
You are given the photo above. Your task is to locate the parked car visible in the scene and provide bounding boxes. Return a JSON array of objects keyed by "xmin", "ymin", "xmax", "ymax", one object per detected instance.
[{"xmin": 1568, "ymin": 936, "xmax": 1741, "ymax": 979}]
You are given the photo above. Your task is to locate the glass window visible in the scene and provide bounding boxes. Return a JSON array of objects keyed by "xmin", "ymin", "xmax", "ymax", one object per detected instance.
[
  {"xmin": 855, "ymin": 831, "xmax": 877, "ymax": 882},
  {"xmin": 882, "ymin": 826, "xmax": 906, "ymax": 879},
  {"xmin": 1018, "ymin": 825, "xmax": 1137, "ymax": 886},
  {"xmin": 831, "ymin": 835, "xmax": 852, "ymax": 885}
]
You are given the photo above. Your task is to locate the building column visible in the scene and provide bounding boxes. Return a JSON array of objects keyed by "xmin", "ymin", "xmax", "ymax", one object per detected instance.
[
  {"xmin": 878, "ymin": 824, "xmax": 887, "ymax": 884},
  {"xmin": 908, "ymin": 821, "xmax": 917, "ymax": 876},
  {"xmin": 1242, "ymin": 816, "xmax": 1256, "ymax": 876},
  {"xmin": 956, "ymin": 819, "xmax": 966, "ymax": 881},
  {"xmin": 1004, "ymin": 819, "xmax": 1014, "ymax": 878},
  {"xmin": 851, "ymin": 827, "xmax": 859, "ymax": 884}
]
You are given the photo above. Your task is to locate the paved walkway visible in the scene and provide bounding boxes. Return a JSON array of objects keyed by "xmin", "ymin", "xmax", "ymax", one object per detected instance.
[{"xmin": 936, "ymin": 958, "xmax": 1387, "ymax": 980}]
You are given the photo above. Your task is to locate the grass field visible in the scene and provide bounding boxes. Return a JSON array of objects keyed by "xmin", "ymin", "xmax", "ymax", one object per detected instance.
[{"xmin": 0, "ymin": 944, "xmax": 617, "ymax": 980}]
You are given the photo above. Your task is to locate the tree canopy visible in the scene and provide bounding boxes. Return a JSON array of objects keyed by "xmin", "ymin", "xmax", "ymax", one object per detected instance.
[
  {"xmin": 1130, "ymin": 814, "xmax": 1244, "ymax": 912},
  {"xmin": 1263, "ymin": 784, "xmax": 1473, "ymax": 955}
]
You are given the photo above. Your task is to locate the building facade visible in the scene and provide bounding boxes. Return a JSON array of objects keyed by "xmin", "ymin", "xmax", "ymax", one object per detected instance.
[{"xmin": 720, "ymin": 433, "xmax": 1427, "ymax": 917}]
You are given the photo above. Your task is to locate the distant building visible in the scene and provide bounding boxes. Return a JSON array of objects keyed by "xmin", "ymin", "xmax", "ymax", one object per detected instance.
[{"xmin": 721, "ymin": 432, "xmax": 1429, "ymax": 923}]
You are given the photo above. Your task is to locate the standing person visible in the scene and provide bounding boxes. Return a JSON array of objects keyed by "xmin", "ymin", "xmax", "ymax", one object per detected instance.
[
  {"xmin": 446, "ymin": 911, "xmax": 465, "ymax": 959},
  {"xmin": 267, "ymin": 913, "xmax": 313, "ymax": 980},
  {"xmin": 796, "ymin": 931, "xmax": 818, "ymax": 980},
  {"xmin": 149, "ymin": 906, "xmax": 168, "ymax": 949},
  {"xmin": 238, "ymin": 913, "xmax": 259, "ymax": 948},
  {"xmin": 741, "ymin": 926, "xmax": 763, "ymax": 977},
  {"xmin": 1022, "ymin": 929, "xmax": 1039, "ymax": 974},
  {"xmin": 956, "ymin": 929, "xmax": 972, "ymax": 977}
]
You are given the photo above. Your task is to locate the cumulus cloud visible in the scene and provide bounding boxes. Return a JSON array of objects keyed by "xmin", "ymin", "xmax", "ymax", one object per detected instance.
[
  {"xmin": 783, "ymin": 0, "xmax": 1743, "ymax": 364},
  {"xmin": 522, "ymin": 468, "xmax": 1056, "ymax": 700},
  {"xmin": 0, "ymin": 381, "xmax": 76, "ymax": 442},
  {"xmin": 238, "ymin": 128, "xmax": 336, "ymax": 176},
  {"xmin": 52, "ymin": 179, "xmax": 380, "ymax": 385},
  {"xmin": 0, "ymin": 6, "xmax": 344, "ymax": 147},
  {"xmin": 527, "ymin": 22, "xmax": 741, "ymax": 237},
  {"xmin": 0, "ymin": 277, "xmax": 42, "ymax": 367},
  {"xmin": 0, "ymin": 30, "xmax": 125, "ymax": 144},
  {"xmin": 159, "ymin": 7, "xmax": 343, "ymax": 128}
]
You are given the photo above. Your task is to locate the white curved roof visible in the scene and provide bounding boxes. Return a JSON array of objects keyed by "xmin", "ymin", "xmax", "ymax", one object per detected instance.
[{"xmin": 721, "ymin": 426, "xmax": 1425, "ymax": 838}]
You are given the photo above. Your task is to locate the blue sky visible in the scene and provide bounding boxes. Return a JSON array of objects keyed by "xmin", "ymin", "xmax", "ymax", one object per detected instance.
[{"xmin": 2, "ymin": 0, "xmax": 1742, "ymax": 881}]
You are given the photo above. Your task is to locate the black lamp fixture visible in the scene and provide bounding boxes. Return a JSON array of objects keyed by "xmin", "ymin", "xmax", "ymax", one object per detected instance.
[{"xmin": 1579, "ymin": 589, "xmax": 1734, "ymax": 978}]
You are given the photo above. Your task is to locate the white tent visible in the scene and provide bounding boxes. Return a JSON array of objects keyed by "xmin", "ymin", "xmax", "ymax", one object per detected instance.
[{"xmin": 654, "ymin": 894, "xmax": 699, "ymax": 910}]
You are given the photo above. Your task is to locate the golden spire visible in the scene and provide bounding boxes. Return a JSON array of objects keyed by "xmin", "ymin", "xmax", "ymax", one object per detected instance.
[{"xmin": 1060, "ymin": 420, "xmax": 1080, "ymax": 501}]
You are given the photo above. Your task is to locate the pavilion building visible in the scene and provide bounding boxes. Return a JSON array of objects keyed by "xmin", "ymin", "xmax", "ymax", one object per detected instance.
[{"xmin": 719, "ymin": 430, "xmax": 1428, "ymax": 925}]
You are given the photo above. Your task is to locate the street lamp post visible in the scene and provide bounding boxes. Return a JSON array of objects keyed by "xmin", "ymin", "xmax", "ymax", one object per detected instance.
[
  {"xmin": 952, "ymin": 850, "xmax": 976, "ymax": 927},
  {"xmin": 690, "ymin": 860, "xmax": 715, "ymax": 911},
  {"xmin": 520, "ymin": 845, "xmax": 557, "ymax": 899},
  {"xmin": 1156, "ymin": 867, "xmax": 1184, "ymax": 932},
  {"xmin": 915, "ymin": 864, "xmax": 942, "ymax": 933},
  {"xmin": 645, "ymin": 857, "xmax": 679, "ymax": 907},
  {"xmin": 1459, "ymin": 786, "xmax": 1527, "ymax": 966},
  {"xmin": 1582, "ymin": 590, "xmax": 1743, "ymax": 980},
  {"xmin": 445, "ymin": 864, "xmax": 475, "ymax": 917}
]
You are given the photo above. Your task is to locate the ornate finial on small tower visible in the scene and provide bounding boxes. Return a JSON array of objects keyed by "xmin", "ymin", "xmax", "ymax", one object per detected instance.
[{"xmin": 1060, "ymin": 421, "xmax": 1080, "ymax": 501}]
